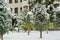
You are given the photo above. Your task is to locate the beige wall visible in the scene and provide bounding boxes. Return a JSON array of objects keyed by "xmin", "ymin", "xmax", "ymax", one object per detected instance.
[
  {"xmin": 54, "ymin": 1, "xmax": 60, "ymax": 4},
  {"xmin": 6, "ymin": 0, "xmax": 29, "ymax": 15}
]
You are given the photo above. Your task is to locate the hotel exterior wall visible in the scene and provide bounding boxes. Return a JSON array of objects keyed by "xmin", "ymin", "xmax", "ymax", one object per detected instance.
[{"xmin": 6, "ymin": 0, "xmax": 29, "ymax": 15}]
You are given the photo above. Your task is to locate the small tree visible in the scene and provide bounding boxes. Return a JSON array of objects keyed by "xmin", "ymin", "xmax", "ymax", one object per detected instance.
[
  {"xmin": 22, "ymin": 8, "xmax": 35, "ymax": 35},
  {"xmin": 29, "ymin": 0, "xmax": 55, "ymax": 38},
  {"xmin": 0, "ymin": 12, "xmax": 8, "ymax": 40},
  {"xmin": 0, "ymin": 0, "xmax": 12, "ymax": 40},
  {"xmin": 23, "ymin": 11, "xmax": 35, "ymax": 35},
  {"xmin": 35, "ymin": 12, "xmax": 45, "ymax": 38}
]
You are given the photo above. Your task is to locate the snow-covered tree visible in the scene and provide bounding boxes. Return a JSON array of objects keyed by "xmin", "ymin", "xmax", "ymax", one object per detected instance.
[
  {"xmin": 0, "ymin": 0, "xmax": 12, "ymax": 40},
  {"xmin": 28, "ymin": 0, "xmax": 55, "ymax": 38},
  {"xmin": 23, "ymin": 10, "xmax": 35, "ymax": 35}
]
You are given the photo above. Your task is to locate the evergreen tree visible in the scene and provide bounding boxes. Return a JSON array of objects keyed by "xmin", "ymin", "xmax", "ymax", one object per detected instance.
[
  {"xmin": 28, "ymin": 0, "xmax": 55, "ymax": 38},
  {"xmin": 23, "ymin": 10, "xmax": 35, "ymax": 35},
  {"xmin": 0, "ymin": 0, "xmax": 11, "ymax": 40}
]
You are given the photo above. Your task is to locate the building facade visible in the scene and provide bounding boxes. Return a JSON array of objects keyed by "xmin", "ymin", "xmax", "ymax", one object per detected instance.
[{"xmin": 6, "ymin": 0, "xmax": 29, "ymax": 15}]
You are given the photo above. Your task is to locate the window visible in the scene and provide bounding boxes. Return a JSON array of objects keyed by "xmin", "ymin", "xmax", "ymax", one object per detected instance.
[
  {"xmin": 20, "ymin": 7, "xmax": 22, "ymax": 11},
  {"xmin": 29, "ymin": 6, "xmax": 31, "ymax": 10},
  {"xmin": 15, "ymin": 0, "xmax": 18, "ymax": 3},
  {"xmin": 20, "ymin": 0, "xmax": 22, "ymax": 2},
  {"xmin": 9, "ymin": 0, "xmax": 12, "ymax": 3},
  {"xmin": 53, "ymin": 4, "xmax": 59, "ymax": 8},
  {"xmin": 15, "ymin": 8, "xmax": 18, "ymax": 14}
]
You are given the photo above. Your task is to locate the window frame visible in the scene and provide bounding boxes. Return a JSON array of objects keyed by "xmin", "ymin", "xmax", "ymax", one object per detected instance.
[
  {"xmin": 14, "ymin": 8, "xmax": 18, "ymax": 14},
  {"xmin": 9, "ymin": 0, "xmax": 12, "ymax": 3},
  {"xmin": 20, "ymin": 0, "xmax": 22, "ymax": 2},
  {"xmin": 15, "ymin": 0, "xmax": 18, "ymax": 3}
]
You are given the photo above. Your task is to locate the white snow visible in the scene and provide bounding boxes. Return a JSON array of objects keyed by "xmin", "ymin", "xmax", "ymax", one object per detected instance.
[
  {"xmin": 27, "ymin": 11, "xmax": 33, "ymax": 16},
  {"xmin": 3, "ymin": 31, "xmax": 60, "ymax": 40}
]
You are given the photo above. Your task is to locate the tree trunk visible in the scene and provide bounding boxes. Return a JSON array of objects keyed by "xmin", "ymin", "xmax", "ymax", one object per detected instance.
[
  {"xmin": 47, "ymin": 29, "xmax": 48, "ymax": 34},
  {"xmin": 0, "ymin": 34, "xmax": 3, "ymax": 40},
  {"xmin": 28, "ymin": 28, "xmax": 30, "ymax": 35},
  {"xmin": 40, "ymin": 31, "xmax": 42, "ymax": 38},
  {"xmin": 18, "ymin": 27, "xmax": 20, "ymax": 32},
  {"xmin": 7, "ymin": 29, "xmax": 9, "ymax": 34}
]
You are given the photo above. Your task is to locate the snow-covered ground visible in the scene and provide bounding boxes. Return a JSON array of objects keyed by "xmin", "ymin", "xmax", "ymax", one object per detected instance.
[{"xmin": 3, "ymin": 31, "xmax": 60, "ymax": 40}]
